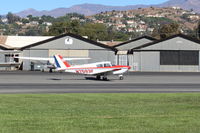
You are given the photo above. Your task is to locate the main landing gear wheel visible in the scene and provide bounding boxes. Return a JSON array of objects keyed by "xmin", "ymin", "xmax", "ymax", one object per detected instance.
[
  {"xmin": 103, "ymin": 76, "xmax": 108, "ymax": 80},
  {"xmin": 49, "ymin": 68, "xmax": 53, "ymax": 73},
  {"xmin": 119, "ymin": 75, "xmax": 124, "ymax": 80},
  {"xmin": 96, "ymin": 75, "xmax": 101, "ymax": 80}
]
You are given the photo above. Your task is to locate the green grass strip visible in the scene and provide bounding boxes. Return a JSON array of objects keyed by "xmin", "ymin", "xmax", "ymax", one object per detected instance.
[{"xmin": 0, "ymin": 93, "xmax": 199, "ymax": 133}]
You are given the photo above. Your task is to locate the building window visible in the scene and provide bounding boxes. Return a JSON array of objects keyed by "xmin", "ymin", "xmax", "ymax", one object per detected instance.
[
  {"xmin": 5, "ymin": 54, "xmax": 14, "ymax": 63},
  {"xmin": 160, "ymin": 51, "xmax": 199, "ymax": 65},
  {"xmin": 14, "ymin": 54, "xmax": 19, "ymax": 62}
]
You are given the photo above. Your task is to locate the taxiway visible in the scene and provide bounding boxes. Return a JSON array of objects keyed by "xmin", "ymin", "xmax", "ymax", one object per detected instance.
[{"xmin": 0, "ymin": 71, "xmax": 200, "ymax": 93}]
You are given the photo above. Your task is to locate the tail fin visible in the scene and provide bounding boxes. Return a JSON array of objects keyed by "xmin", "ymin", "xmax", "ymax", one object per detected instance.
[{"xmin": 53, "ymin": 55, "xmax": 71, "ymax": 70}]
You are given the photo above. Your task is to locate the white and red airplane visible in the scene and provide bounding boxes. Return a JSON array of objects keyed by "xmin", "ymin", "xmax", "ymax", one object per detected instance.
[
  {"xmin": 14, "ymin": 56, "xmax": 90, "ymax": 72},
  {"xmin": 54, "ymin": 54, "xmax": 131, "ymax": 80}
]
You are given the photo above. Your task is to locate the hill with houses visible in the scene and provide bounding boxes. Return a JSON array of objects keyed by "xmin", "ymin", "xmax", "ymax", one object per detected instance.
[
  {"xmin": 89, "ymin": 7, "xmax": 199, "ymax": 36},
  {"xmin": 0, "ymin": 7, "xmax": 199, "ymax": 40}
]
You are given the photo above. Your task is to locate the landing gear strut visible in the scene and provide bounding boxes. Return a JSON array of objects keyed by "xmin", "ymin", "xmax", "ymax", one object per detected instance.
[
  {"xmin": 96, "ymin": 75, "xmax": 101, "ymax": 80},
  {"xmin": 96, "ymin": 75, "xmax": 108, "ymax": 80},
  {"xmin": 119, "ymin": 75, "xmax": 124, "ymax": 80},
  {"xmin": 103, "ymin": 76, "xmax": 108, "ymax": 80}
]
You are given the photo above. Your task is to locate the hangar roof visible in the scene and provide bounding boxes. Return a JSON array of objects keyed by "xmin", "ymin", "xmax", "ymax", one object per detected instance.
[
  {"xmin": 130, "ymin": 34, "xmax": 200, "ymax": 52},
  {"xmin": 21, "ymin": 33, "xmax": 117, "ymax": 51},
  {"xmin": 0, "ymin": 36, "xmax": 53, "ymax": 49},
  {"xmin": 0, "ymin": 45, "xmax": 10, "ymax": 50},
  {"xmin": 98, "ymin": 41, "xmax": 122, "ymax": 47},
  {"xmin": 114, "ymin": 36, "xmax": 157, "ymax": 50}
]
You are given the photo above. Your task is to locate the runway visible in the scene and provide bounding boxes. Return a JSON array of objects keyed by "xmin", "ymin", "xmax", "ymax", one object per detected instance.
[{"xmin": 1, "ymin": 71, "xmax": 200, "ymax": 93}]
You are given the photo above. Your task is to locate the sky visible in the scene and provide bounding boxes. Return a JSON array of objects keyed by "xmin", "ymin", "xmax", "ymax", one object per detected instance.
[{"xmin": 0, "ymin": 0, "xmax": 168, "ymax": 14}]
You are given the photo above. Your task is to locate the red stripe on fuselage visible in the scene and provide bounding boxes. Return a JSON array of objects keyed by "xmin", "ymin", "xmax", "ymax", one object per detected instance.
[{"xmin": 67, "ymin": 65, "xmax": 130, "ymax": 70}]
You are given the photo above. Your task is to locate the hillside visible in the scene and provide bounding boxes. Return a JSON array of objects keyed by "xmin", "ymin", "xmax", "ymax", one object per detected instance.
[
  {"xmin": 88, "ymin": 7, "xmax": 199, "ymax": 34},
  {"xmin": 14, "ymin": 0, "xmax": 200, "ymax": 17},
  {"xmin": 0, "ymin": 7, "xmax": 199, "ymax": 40},
  {"xmin": 159, "ymin": 0, "xmax": 200, "ymax": 13}
]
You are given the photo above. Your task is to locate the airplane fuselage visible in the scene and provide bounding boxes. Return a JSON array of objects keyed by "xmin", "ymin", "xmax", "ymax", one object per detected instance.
[
  {"xmin": 58, "ymin": 61, "xmax": 130, "ymax": 76},
  {"xmin": 54, "ymin": 55, "xmax": 131, "ymax": 80}
]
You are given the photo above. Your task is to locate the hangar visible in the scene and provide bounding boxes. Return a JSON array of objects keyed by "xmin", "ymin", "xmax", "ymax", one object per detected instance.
[
  {"xmin": 0, "ymin": 44, "xmax": 20, "ymax": 70},
  {"xmin": 129, "ymin": 34, "xmax": 200, "ymax": 72},
  {"xmin": 20, "ymin": 33, "xmax": 116, "ymax": 71},
  {"xmin": 114, "ymin": 36, "xmax": 157, "ymax": 71},
  {"xmin": 0, "ymin": 35, "xmax": 53, "ymax": 70},
  {"xmin": 1, "ymin": 33, "xmax": 200, "ymax": 72}
]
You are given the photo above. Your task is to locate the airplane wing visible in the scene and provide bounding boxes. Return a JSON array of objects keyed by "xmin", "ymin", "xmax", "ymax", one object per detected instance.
[
  {"xmin": 14, "ymin": 56, "xmax": 90, "ymax": 61},
  {"xmin": 63, "ymin": 58, "xmax": 90, "ymax": 61},
  {"xmin": 91, "ymin": 68, "xmax": 120, "ymax": 75},
  {"xmin": 14, "ymin": 57, "xmax": 51, "ymax": 61}
]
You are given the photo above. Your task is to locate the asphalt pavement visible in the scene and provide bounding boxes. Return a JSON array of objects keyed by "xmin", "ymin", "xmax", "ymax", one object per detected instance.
[{"xmin": 0, "ymin": 71, "xmax": 200, "ymax": 93}]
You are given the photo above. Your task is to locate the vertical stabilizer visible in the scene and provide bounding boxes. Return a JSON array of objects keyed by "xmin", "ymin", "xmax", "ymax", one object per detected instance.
[{"xmin": 53, "ymin": 55, "xmax": 71, "ymax": 69}]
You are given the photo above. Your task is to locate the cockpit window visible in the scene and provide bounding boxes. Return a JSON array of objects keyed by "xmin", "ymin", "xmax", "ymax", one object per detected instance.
[
  {"xmin": 97, "ymin": 63, "xmax": 111, "ymax": 67},
  {"xmin": 104, "ymin": 63, "xmax": 111, "ymax": 67}
]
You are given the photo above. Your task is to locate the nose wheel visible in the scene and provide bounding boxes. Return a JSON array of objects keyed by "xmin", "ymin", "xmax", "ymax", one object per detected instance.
[{"xmin": 119, "ymin": 75, "xmax": 124, "ymax": 80}]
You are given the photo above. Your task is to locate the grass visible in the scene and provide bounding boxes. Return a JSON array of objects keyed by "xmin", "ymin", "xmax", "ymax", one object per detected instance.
[{"xmin": 0, "ymin": 93, "xmax": 200, "ymax": 133}]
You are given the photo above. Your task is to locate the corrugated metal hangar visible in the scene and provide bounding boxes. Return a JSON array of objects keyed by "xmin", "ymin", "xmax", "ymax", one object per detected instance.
[
  {"xmin": 114, "ymin": 36, "xmax": 157, "ymax": 71},
  {"xmin": 0, "ymin": 33, "xmax": 200, "ymax": 72},
  {"xmin": 116, "ymin": 34, "xmax": 200, "ymax": 72},
  {"xmin": 20, "ymin": 33, "xmax": 116, "ymax": 71},
  {"xmin": 0, "ymin": 36, "xmax": 53, "ymax": 70}
]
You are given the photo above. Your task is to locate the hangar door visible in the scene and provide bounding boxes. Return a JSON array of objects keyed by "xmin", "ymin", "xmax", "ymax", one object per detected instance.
[
  {"xmin": 160, "ymin": 51, "xmax": 199, "ymax": 65},
  {"xmin": 160, "ymin": 50, "xmax": 199, "ymax": 72},
  {"xmin": 141, "ymin": 52, "xmax": 160, "ymax": 71},
  {"xmin": 116, "ymin": 51, "xmax": 128, "ymax": 66}
]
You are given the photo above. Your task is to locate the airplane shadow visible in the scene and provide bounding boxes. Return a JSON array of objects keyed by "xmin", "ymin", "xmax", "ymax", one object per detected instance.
[
  {"xmin": 85, "ymin": 77, "xmax": 111, "ymax": 81},
  {"xmin": 49, "ymin": 78, "xmax": 62, "ymax": 81},
  {"xmin": 48, "ymin": 77, "xmax": 113, "ymax": 81}
]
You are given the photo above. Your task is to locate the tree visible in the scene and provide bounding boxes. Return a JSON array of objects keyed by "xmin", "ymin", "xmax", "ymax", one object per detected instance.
[
  {"xmin": 79, "ymin": 23, "xmax": 109, "ymax": 41},
  {"xmin": 41, "ymin": 15, "xmax": 55, "ymax": 22},
  {"xmin": 0, "ymin": 15, "xmax": 3, "ymax": 24},
  {"xmin": 25, "ymin": 28, "xmax": 38, "ymax": 36},
  {"xmin": 154, "ymin": 23, "xmax": 180, "ymax": 39},
  {"xmin": 197, "ymin": 21, "xmax": 200, "ymax": 39},
  {"xmin": 152, "ymin": 27, "xmax": 160, "ymax": 39},
  {"xmin": 6, "ymin": 12, "xmax": 20, "ymax": 24},
  {"xmin": 27, "ymin": 15, "xmax": 33, "ymax": 20},
  {"xmin": 113, "ymin": 32, "xmax": 129, "ymax": 41},
  {"xmin": 46, "ymin": 20, "xmax": 81, "ymax": 36},
  {"xmin": 47, "ymin": 22, "xmax": 68, "ymax": 35},
  {"xmin": 21, "ymin": 18, "xmax": 29, "ymax": 24},
  {"xmin": 23, "ymin": 26, "xmax": 44, "ymax": 36},
  {"xmin": 27, "ymin": 15, "xmax": 39, "ymax": 21}
]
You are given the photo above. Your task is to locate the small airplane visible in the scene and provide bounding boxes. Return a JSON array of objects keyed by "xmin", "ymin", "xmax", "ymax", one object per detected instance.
[
  {"xmin": 53, "ymin": 54, "xmax": 131, "ymax": 80},
  {"xmin": 14, "ymin": 56, "xmax": 90, "ymax": 72}
]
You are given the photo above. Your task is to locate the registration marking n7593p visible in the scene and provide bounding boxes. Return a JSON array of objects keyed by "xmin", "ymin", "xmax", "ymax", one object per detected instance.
[{"xmin": 75, "ymin": 69, "xmax": 93, "ymax": 74}]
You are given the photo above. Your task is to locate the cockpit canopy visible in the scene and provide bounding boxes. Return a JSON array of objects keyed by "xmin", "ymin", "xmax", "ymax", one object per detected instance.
[{"xmin": 96, "ymin": 62, "xmax": 112, "ymax": 67}]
